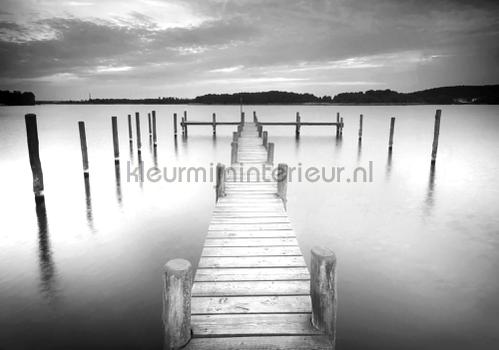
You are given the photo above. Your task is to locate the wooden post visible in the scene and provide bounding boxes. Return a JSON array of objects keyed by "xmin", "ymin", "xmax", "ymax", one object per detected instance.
[
  {"xmin": 358, "ymin": 114, "xmax": 363, "ymax": 140},
  {"xmin": 212, "ymin": 113, "xmax": 216, "ymax": 135},
  {"xmin": 336, "ymin": 112, "xmax": 340, "ymax": 136},
  {"xmin": 277, "ymin": 163, "xmax": 288, "ymax": 205},
  {"xmin": 232, "ymin": 131, "xmax": 238, "ymax": 142},
  {"xmin": 78, "ymin": 121, "xmax": 89, "ymax": 175},
  {"xmin": 148, "ymin": 113, "xmax": 152, "ymax": 136},
  {"xmin": 253, "ymin": 111, "xmax": 257, "ymax": 123},
  {"xmin": 152, "ymin": 110, "xmax": 157, "ymax": 146},
  {"xmin": 340, "ymin": 117, "xmax": 344, "ymax": 136},
  {"xmin": 25, "ymin": 114, "xmax": 44, "ymax": 197},
  {"xmin": 127, "ymin": 114, "xmax": 133, "ymax": 142},
  {"xmin": 241, "ymin": 111, "xmax": 245, "ymax": 125},
  {"xmin": 111, "ymin": 116, "xmax": 119, "ymax": 162},
  {"xmin": 163, "ymin": 259, "xmax": 192, "ymax": 350},
  {"xmin": 231, "ymin": 142, "xmax": 238, "ymax": 164},
  {"xmin": 311, "ymin": 247, "xmax": 337, "ymax": 346},
  {"xmin": 262, "ymin": 131, "xmax": 268, "ymax": 149},
  {"xmin": 216, "ymin": 163, "xmax": 225, "ymax": 201},
  {"xmin": 173, "ymin": 113, "xmax": 178, "ymax": 137},
  {"xmin": 267, "ymin": 142, "xmax": 274, "ymax": 165},
  {"xmin": 431, "ymin": 109, "xmax": 441, "ymax": 165},
  {"xmin": 135, "ymin": 112, "xmax": 142, "ymax": 152},
  {"xmin": 388, "ymin": 117, "xmax": 395, "ymax": 150},
  {"xmin": 257, "ymin": 125, "xmax": 263, "ymax": 137},
  {"xmin": 295, "ymin": 112, "xmax": 301, "ymax": 136}
]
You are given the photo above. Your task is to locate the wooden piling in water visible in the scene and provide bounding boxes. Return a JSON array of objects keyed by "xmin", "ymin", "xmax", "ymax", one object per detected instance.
[
  {"xmin": 152, "ymin": 110, "xmax": 157, "ymax": 146},
  {"xmin": 148, "ymin": 113, "xmax": 152, "ymax": 136},
  {"xmin": 111, "ymin": 116, "xmax": 119, "ymax": 162},
  {"xmin": 262, "ymin": 131, "xmax": 268, "ymax": 148},
  {"xmin": 388, "ymin": 117, "xmax": 395, "ymax": 150},
  {"xmin": 267, "ymin": 142, "xmax": 274, "ymax": 165},
  {"xmin": 215, "ymin": 163, "xmax": 225, "ymax": 201},
  {"xmin": 336, "ymin": 112, "xmax": 340, "ymax": 136},
  {"xmin": 78, "ymin": 121, "xmax": 89, "ymax": 175},
  {"xmin": 296, "ymin": 112, "xmax": 301, "ymax": 136},
  {"xmin": 431, "ymin": 110, "xmax": 441, "ymax": 165},
  {"xmin": 359, "ymin": 114, "xmax": 363, "ymax": 140},
  {"xmin": 25, "ymin": 114, "xmax": 44, "ymax": 197},
  {"xmin": 231, "ymin": 142, "xmax": 238, "ymax": 164},
  {"xmin": 183, "ymin": 111, "xmax": 188, "ymax": 137},
  {"xmin": 127, "ymin": 114, "xmax": 133, "ymax": 142},
  {"xmin": 163, "ymin": 259, "xmax": 192, "ymax": 350},
  {"xmin": 257, "ymin": 124, "xmax": 263, "ymax": 137},
  {"xmin": 277, "ymin": 163, "xmax": 288, "ymax": 205},
  {"xmin": 135, "ymin": 112, "xmax": 142, "ymax": 152},
  {"xmin": 212, "ymin": 113, "xmax": 216, "ymax": 135},
  {"xmin": 241, "ymin": 112, "xmax": 245, "ymax": 124},
  {"xmin": 173, "ymin": 113, "xmax": 178, "ymax": 137},
  {"xmin": 340, "ymin": 117, "xmax": 344, "ymax": 136},
  {"xmin": 311, "ymin": 246, "xmax": 337, "ymax": 346}
]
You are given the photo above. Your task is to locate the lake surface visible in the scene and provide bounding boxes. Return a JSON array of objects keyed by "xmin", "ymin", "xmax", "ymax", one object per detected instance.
[{"xmin": 1, "ymin": 104, "xmax": 498, "ymax": 350}]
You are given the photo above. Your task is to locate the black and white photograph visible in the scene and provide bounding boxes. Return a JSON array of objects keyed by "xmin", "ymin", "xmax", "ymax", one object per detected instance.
[{"xmin": 1, "ymin": 0, "xmax": 499, "ymax": 349}]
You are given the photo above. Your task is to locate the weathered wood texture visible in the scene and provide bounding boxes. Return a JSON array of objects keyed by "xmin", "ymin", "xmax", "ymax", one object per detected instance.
[
  {"xmin": 111, "ymin": 116, "xmax": 119, "ymax": 161},
  {"xmin": 25, "ymin": 114, "xmax": 45, "ymax": 196},
  {"xmin": 78, "ymin": 121, "xmax": 89, "ymax": 174},
  {"xmin": 189, "ymin": 122, "xmax": 333, "ymax": 349}
]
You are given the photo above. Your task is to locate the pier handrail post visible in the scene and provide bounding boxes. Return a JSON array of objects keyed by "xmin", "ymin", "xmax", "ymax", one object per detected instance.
[
  {"xmin": 173, "ymin": 113, "xmax": 178, "ymax": 137},
  {"xmin": 231, "ymin": 141, "xmax": 238, "ymax": 164},
  {"xmin": 253, "ymin": 111, "xmax": 258, "ymax": 124},
  {"xmin": 257, "ymin": 125, "xmax": 263, "ymax": 137},
  {"xmin": 135, "ymin": 112, "xmax": 142, "ymax": 153},
  {"xmin": 152, "ymin": 110, "xmax": 157, "ymax": 146},
  {"xmin": 163, "ymin": 259, "xmax": 192, "ymax": 350},
  {"xmin": 78, "ymin": 121, "xmax": 89, "ymax": 175},
  {"xmin": 310, "ymin": 247, "xmax": 337, "ymax": 347},
  {"xmin": 431, "ymin": 109, "xmax": 441, "ymax": 165},
  {"xmin": 232, "ymin": 131, "xmax": 239, "ymax": 142},
  {"xmin": 277, "ymin": 163, "xmax": 288, "ymax": 208},
  {"xmin": 127, "ymin": 114, "xmax": 133, "ymax": 142},
  {"xmin": 388, "ymin": 117, "xmax": 395, "ymax": 150},
  {"xmin": 267, "ymin": 142, "xmax": 274, "ymax": 165},
  {"xmin": 262, "ymin": 131, "xmax": 268, "ymax": 149},
  {"xmin": 111, "ymin": 116, "xmax": 119, "ymax": 162},
  {"xmin": 216, "ymin": 163, "xmax": 226, "ymax": 201},
  {"xmin": 212, "ymin": 113, "xmax": 216, "ymax": 135},
  {"xmin": 241, "ymin": 111, "xmax": 245, "ymax": 125},
  {"xmin": 25, "ymin": 114, "xmax": 44, "ymax": 198},
  {"xmin": 295, "ymin": 112, "xmax": 301, "ymax": 136},
  {"xmin": 359, "ymin": 114, "xmax": 363, "ymax": 141}
]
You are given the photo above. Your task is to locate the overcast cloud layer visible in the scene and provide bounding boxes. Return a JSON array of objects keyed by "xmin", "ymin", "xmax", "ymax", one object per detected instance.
[{"xmin": 1, "ymin": 0, "xmax": 498, "ymax": 99}]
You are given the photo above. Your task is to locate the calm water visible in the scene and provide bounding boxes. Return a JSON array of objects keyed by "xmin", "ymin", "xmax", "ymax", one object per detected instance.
[{"xmin": 1, "ymin": 104, "xmax": 498, "ymax": 350}]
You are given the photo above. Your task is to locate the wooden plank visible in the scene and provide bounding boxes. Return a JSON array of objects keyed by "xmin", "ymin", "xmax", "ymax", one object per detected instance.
[
  {"xmin": 206, "ymin": 230, "xmax": 295, "ymax": 238},
  {"xmin": 185, "ymin": 335, "xmax": 332, "ymax": 350},
  {"xmin": 191, "ymin": 295, "xmax": 311, "ymax": 314},
  {"xmin": 194, "ymin": 267, "xmax": 310, "ymax": 282},
  {"xmin": 198, "ymin": 256, "xmax": 307, "ymax": 268},
  {"xmin": 204, "ymin": 238, "xmax": 298, "ymax": 247},
  {"xmin": 208, "ymin": 223, "xmax": 293, "ymax": 231},
  {"xmin": 201, "ymin": 246, "xmax": 302, "ymax": 257},
  {"xmin": 192, "ymin": 280, "xmax": 310, "ymax": 297},
  {"xmin": 210, "ymin": 218, "xmax": 290, "ymax": 224},
  {"xmin": 191, "ymin": 313, "xmax": 321, "ymax": 337}
]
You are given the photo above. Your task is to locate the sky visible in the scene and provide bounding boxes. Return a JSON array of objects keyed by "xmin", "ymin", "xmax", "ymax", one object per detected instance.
[{"xmin": 0, "ymin": 0, "xmax": 498, "ymax": 99}]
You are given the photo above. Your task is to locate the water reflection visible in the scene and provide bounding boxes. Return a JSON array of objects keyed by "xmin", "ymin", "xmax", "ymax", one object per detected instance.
[
  {"xmin": 84, "ymin": 175, "xmax": 95, "ymax": 232},
  {"xmin": 385, "ymin": 148, "xmax": 393, "ymax": 180},
  {"xmin": 137, "ymin": 151, "xmax": 144, "ymax": 189},
  {"xmin": 153, "ymin": 146, "xmax": 158, "ymax": 169},
  {"xmin": 423, "ymin": 164, "xmax": 437, "ymax": 216},
  {"xmin": 357, "ymin": 139, "xmax": 362, "ymax": 162},
  {"xmin": 174, "ymin": 137, "xmax": 178, "ymax": 158},
  {"xmin": 114, "ymin": 162, "xmax": 122, "ymax": 206},
  {"xmin": 129, "ymin": 141, "xmax": 134, "ymax": 163},
  {"xmin": 35, "ymin": 197, "xmax": 58, "ymax": 301}
]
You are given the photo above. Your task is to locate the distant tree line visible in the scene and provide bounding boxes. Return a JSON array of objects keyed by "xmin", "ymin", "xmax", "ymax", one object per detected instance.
[
  {"xmin": 0, "ymin": 90, "xmax": 35, "ymax": 105},
  {"xmin": 40, "ymin": 96, "xmax": 191, "ymax": 105},
  {"xmin": 332, "ymin": 85, "xmax": 499, "ymax": 104},
  {"xmin": 193, "ymin": 91, "xmax": 332, "ymax": 104}
]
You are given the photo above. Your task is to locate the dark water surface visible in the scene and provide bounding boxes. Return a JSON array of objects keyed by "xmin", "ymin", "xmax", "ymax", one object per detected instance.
[{"xmin": 1, "ymin": 105, "xmax": 498, "ymax": 350}]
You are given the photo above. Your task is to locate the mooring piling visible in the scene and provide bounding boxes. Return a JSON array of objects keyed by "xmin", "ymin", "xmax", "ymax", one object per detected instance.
[
  {"xmin": 173, "ymin": 113, "xmax": 178, "ymax": 137},
  {"xmin": 231, "ymin": 142, "xmax": 238, "ymax": 164},
  {"xmin": 152, "ymin": 110, "xmax": 157, "ymax": 147},
  {"xmin": 111, "ymin": 116, "xmax": 119, "ymax": 162},
  {"xmin": 388, "ymin": 117, "xmax": 395, "ymax": 150},
  {"xmin": 277, "ymin": 163, "xmax": 288, "ymax": 206},
  {"xmin": 240, "ymin": 111, "xmax": 245, "ymax": 124},
  {"xmin": 431, "ymin": 109, "xmax": 441, "ymax": 165},
  {"xmin": 135, "ymin": 112, "xmax": 142, "ymax": 153},
  {"xmin": 215, "ymin": 163, "xmax": 225, "ymax": 201},
  {"xmin": 127, "ymin": 114, "xmax": 133, "ymax": 143},
  {"xmin": 267, "ymin": 142, "xmax": 275, "ymax": 165},
  {"xmin": 253, "ymin": 110, "xmax": 257, "ymax": 123},
  {"xmin": 148, "ymin": 113, "xmax": 152, "ymax": 136},
  {"xmin": 296, "ymin": 112, "xmax": 301, "ymax": 137},
  {"xmin": 232, "ymin": 131, "xmax": 238, "ymax": 142},
  {"xmin": 257, "ymin": 124, "xmax": 263, "ymax": 137},
  {"xmin": 262, "ymin": 131, "xmax": 268, "ymax": 148},
  {"xmin": 340, "ymin": 117, "xmax": 344, "ymax": 136},
  {"xmin": 359, "ymin": 114, "xmax": 363, "ymax": 140},
  {"xmin": 212, "ymin": 113, "xmax": 216, "ymax": 135},
  {"xmin": 163, "ymin": 259, "xmax": 192, "ymax": 350},
  {"xmin": 336, "ymin": 112, "xmax": 340, "ymax": 136},
  {"xmin": 311, "ymin": 246, "xmax": 337, "ymax": 346},
  {"xmin": 25, "ymin": 114, "xmax": 44, "ymax": 198},
  {"xmin": 78, "ymin": 121, "xmax": 89, "ymax": 175}
]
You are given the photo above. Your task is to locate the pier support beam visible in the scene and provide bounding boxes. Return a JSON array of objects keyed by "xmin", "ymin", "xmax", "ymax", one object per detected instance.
[
  {"xmin": 231, "ymin": 142, "xmax": 238, "ymax": 164},
  {"xmin": 111, "ymin": 116, "xmax": 119, "ymax": 162},
  {"xmin": 277, "ymin": 163, "xmax": 288, "ymax": 207},
  {"xmin": 431, "ymin": 109, "xmax": 441, "ymax": 165},
  {"xmin": 25, "ymin": 114, "xmax": 44, "ymax": 198},
  {"xmin": 78, "ymin": 121, "xmax": 89, "ymax": 175},
  {"xmin": 295, "ymin": 112, "xmax": 301, "ymax": 137},
  {"xmin": 358, "ymin": 114, "xmax": 363, "ymax": 141},
  {"xmin": 163, "ymin": 259, "xmax": 192, "ymax": 350},
  {"xmin": 212, "ymin": 113, "xmax": 216, "ymax": 136},
  {"xmin": 262, "ymin": 131, "xmax": 268, "ymax": 149},
  {"xmin": 311, "ymin": 247, "xmax": 337, "ymax": 347},
  {"xmin": 216, "ymin": 163, "xmax": 225, "ymax": 201},
  {"xmin": 267, "ymin": 142, "xmax": 274, "ymax": 165},
  {"xmin": 152, "ymin": 110, "xmax": 157, "ymax": 146},
  {"xmin": 388, "ymin": 117, "xmax": 395, "ymax": 150}
]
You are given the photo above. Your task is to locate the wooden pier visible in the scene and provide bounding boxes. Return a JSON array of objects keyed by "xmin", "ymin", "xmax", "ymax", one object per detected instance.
[{"xmin": 163, "ymin": 121, "xmax": 336, "ymax": 350}]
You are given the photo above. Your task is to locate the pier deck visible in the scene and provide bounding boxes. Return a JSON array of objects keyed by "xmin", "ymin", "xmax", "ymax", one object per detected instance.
[{"xmin": 186, "ymin": 122, "xmax": 332, "ymax": 349}]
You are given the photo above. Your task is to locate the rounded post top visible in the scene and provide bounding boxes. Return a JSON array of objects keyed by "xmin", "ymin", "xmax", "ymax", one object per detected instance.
[
  {"xmin": 311, "ymin": 246, "xmax": 336, "ymax": 263},
  {"xmin": 165, "ymin": 259, "xmax": 192, "ymax": 276}
]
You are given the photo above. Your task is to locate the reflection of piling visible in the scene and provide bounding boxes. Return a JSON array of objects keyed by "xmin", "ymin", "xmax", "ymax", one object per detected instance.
[
  {"xmin": 431, "ymin": 110, "xmax": 441, "ymax": 165},
  {"xmin": 114, "ymin": 162, "xmax": 122, "ymax": 205},
  {"xmin": 112, "ymin": 116, "xmax": 119, "ymax": 162},
  {"xmin": 277, "ymin": 163, "xmax": 288, "ymax": 208},
  {"xmin": 78, "ymin": 121, "xmax": 89, "ymax": 175},
  {"xmin": 388, "ymin": 117, "xmax": 395, "ymax": 150},
  {"xmin": 83, "ymin": 174, "xmax": 94, "ymax": 231},
  {"xmin": 35, "ymin": 196, "xmax": 57, "ymax": 300},
  {"xmin": 216, "ymin": 163, "xmax": 225, "ymax": 201},
  {"xmin": 25, "ymin": 114, "xmax": 45, "ymax": 198}
]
